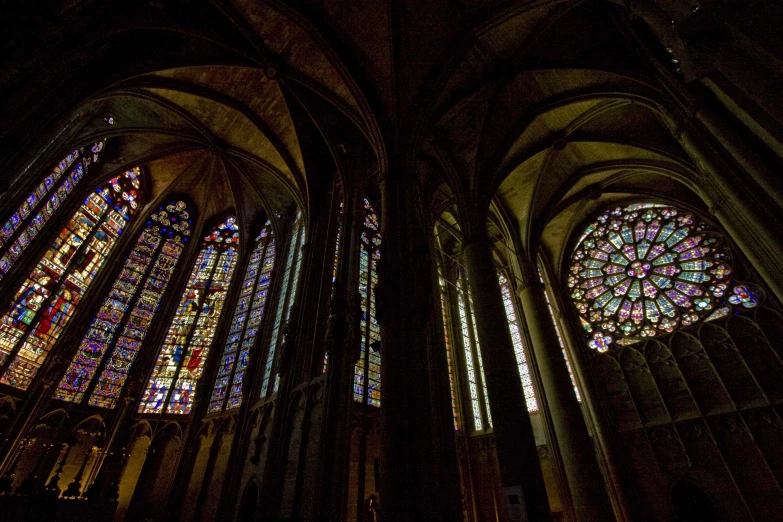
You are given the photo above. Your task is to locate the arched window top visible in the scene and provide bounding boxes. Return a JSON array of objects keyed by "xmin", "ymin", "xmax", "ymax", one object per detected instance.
[
  {"xmin": 145, "ymin": 200, "xmax": 193, "ymax": 242},
  {"xmin": 209, "ymin": 220, "xmax": 276, "ymax": 413},
  {"xmin": 0, "ymin": 141, "xmax": 106, "ymax": 281},
  {"xmin": 205, "ymin": 215, "xmax": 239, "ymax": 245},
  {"xmin": 54, "ymin": 199, "xmax": 193, "ymax": 408},
  {"xmin": 568, "ymin": 202, "xmax": 760, "ymax": 352},
  {"xmin": 139, "ymin": 214, "xmax": 240, "ymax": 415},
  {"xmin": 0, "ymin": 168, "xmax": 143, "ymax": 390}
]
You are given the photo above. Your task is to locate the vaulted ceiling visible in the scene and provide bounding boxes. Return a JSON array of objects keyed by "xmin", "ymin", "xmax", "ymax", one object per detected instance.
[{"xmin": 1, "ymin": 0, "xmax": 775, "ymax": 280}]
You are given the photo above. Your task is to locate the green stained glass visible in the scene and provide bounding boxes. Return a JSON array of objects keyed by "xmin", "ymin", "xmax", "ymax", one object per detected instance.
[{"xmin": 569, "ymin": 203, "xmax": 756, "ymax": 352}]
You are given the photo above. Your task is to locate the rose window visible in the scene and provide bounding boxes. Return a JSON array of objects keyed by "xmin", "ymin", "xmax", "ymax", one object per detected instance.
[{"xmin": 568, "ymin": 203, "xmax": 760, "ymax": 352}]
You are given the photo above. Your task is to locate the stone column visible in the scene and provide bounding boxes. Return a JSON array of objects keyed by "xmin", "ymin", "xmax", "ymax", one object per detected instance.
[
  {"xmin": 316, "ymin": 182, "xmax": 363, "ymax": 522},
  {"xmin": 516, "ymin": 262, "xmax": 614, "ymax": 522},
  {"xmin": 661, "ymin": 112, "xmax": 783, "ymax": 304},
  {"xmin": 462, "ymin": 236, "xmax": 552, "ymax": 522},
  {"xmin": 376, "ymin": 170, "xmax": 462, "ymax": 522}
]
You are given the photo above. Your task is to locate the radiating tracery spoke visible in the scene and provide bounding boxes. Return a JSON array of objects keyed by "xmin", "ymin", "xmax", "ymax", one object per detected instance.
[{"xmin": 569, "ymin": 203, "xmax": 761, "ymax": 352}]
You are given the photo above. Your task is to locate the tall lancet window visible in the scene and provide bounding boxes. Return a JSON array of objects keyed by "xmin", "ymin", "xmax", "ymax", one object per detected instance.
[
  {"xmin": 0, "ymin": 168, "xmax": 141, "ymax": 390},
  {"xmin": 54, "ymin": 200, "xmax": 192, "ymax": 408},
  {"xmin": 139, "ymin": 216, "xmax": 239, "ymax": 415},
  {"xmin": 353, "ymin": 199, "xmax": 381, "ymax": 406},
  {"xmin": 260, "ymin": 212, "xmax": 304, "ymax": 398},
  {"xmin": 209, "ymin": 221, "xmax": 276, "ymax": 413},
  {"xmin": 456, "ymin": 275, "xmax": 485, "ymax": 431},
  {"xmin": 0, "ymin": 142, "xmax": 105, "ymax": 281},
  {"xmin": 497, "ymin": 271, "xmax": 538, "ymax": 412},
  {"xmin": 438, "ymin": 274, "xmax": 459, "ymax": 429}
]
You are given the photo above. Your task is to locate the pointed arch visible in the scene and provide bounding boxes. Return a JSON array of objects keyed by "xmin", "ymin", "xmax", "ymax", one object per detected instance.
[
  {"xmin": 0, "ymin": 142, "xmax": 106, "ymax": 281},
  {"xmin": 54, "ymin": 199, "xmax": 194, "ymax": 408},
  {"xmin": 139, "ymin": 215, "xmax": 240, "ymax": 415},
  {"xmin": 0, "ymin": 168, "xmax": 142, "ymax": 390},
  {"xmin": 209, "ymin": 220, "xmax": 277, "ymax": 413}
]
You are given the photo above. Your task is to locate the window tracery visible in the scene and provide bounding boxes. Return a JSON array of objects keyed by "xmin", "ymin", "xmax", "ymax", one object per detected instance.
[
  {"xmin": 0, "ymin": 142, "xmax": 105, "ymax": 281},
  {"xmin": 139, "ymin": 216, "xmax": 239, "ymax": 415},
  {"xmin": 0, "ymin": 168, "xmax": 140, "ymax": 390},
  {"xmin": 55, "ymin": 200, "xmax": 192, "ymax": 408},
  {"xmin": 569, "ymin": 203, "xmax": 759, "ymax": 353},
  {"xmin": 353, "ymin": 199, "xmax": 381, "ymax": 406},
  {"xmin": 209, "ymin": 222, "xmax": 276, "ymax": 412}
]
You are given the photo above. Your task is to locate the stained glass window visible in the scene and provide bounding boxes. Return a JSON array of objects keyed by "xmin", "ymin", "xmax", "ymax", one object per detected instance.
[
  {"xmin": 568, "ymin": 203, "xmax": 756, "ymax": 353},
  {"xmin": 54, "ymin": 200, "xmax": 192, "ymax": 408},
  {"xmin": 0, "ymin": 142, "xmax": 105, "ymax": 281},
  {"xmin": 260, "ymin": 213, "xmax": 304, "ymax": 398},
  {"xmin": 353, "ymin": 199, "xmax": 381, "ymax": 406},
  {"xmin": 139, "ymin": 217, "xmax": 239, "ymax": 415},
  {"xmin": 497, "ymin": 271, "xmax": 538, "ymax": 412},
  {"xmin": 0, "ymin": 168, "xmax": 141, "ymax": 390},
  {"xmin": 466, "ymin": 282, "xmax": 492, "ymax": 428},
  {"xmin": 438, "ymin": 275, "xmax": 459, "ymax": 430},
  {"xmin": 456, "ymin": 276, "xmax": 484, "ymax": 431},
  {"xmin": 322, "ymin": 208, "xmax": 342, "ymax": 374},
  {"xmin": 209, "ymin": 222, "xmax": 276, "ymax": 413}
]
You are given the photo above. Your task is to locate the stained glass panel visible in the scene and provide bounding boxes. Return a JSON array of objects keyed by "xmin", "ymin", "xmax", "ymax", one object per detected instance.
[
  {"xmin": 209, "ymin": 222, "xmax": 276, "ymax": 413},
  {"xmin": 497, "ymin": 272, "xmax": 538, "ymax": 412},
  {"xmin": 0, "ymin": 142, "xmax": 105, "ymax": 281},
  {"xmin": 569, "ymin": 203, "xmax": 756, "ymax": 353},
  {"xmin": 0, "ymin": 168, "xmax": 140, "ymax": 390},
  {"xmin": 439, "ymin": 275, "xmax": 459, "ymax": 429},
  {"xmin": 353, "ymin": 199, "xmax": 381, "ymax": 406},
  {"xmin": 456, "ymin": 277, "xmax": 483, "ymax": 431},
  {"xmin": 467, "ymin": 288, "xmax": 492, "ymax": 428},
  {"xmin": 260, "ymin": 213, "xmax": 304, "ymax": 399},
  {"xmin": 139, "ymin": 216, "xmax": 239, "ymax": 415},
  {"xmin": 54, "ymin": 201, "xmax": 191, "ymax": 407}
]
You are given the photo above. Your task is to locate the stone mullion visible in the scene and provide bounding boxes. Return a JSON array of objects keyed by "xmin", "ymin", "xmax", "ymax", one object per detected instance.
[
  {"xmin": 157, "ymin": 244, "xmax": 224, "ymax": 413},
  {"xmin": 441, "ymin": 264, "xmax": 473, "ymax": 435}
]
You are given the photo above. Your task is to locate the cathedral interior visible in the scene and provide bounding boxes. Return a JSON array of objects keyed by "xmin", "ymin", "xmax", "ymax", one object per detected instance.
[{"xmin": 1, "ymin": 1, "xmax": 783, "ymax": 521}]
